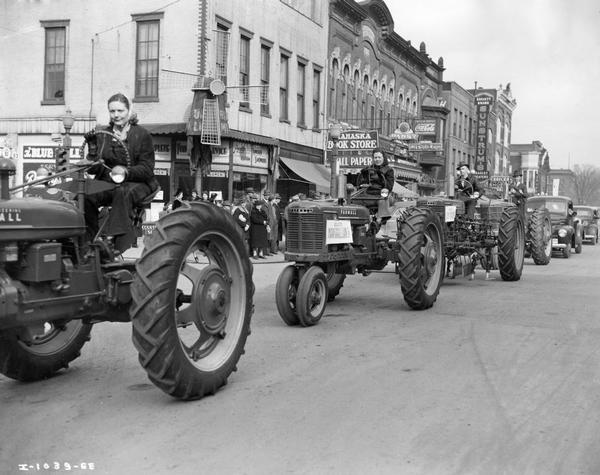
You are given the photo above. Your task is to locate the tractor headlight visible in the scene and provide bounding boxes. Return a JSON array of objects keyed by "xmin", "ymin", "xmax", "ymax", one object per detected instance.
[
  {"xmin": 110, "ymin": 165, "xmax": 127, "ymax": 184},
  {"xmin": 558, "ymin": 228, "xmax": 567, "ymax": 238},
  {"xmin": 380, "ymin": 187, "xmax": 389, "ymax": 198}
]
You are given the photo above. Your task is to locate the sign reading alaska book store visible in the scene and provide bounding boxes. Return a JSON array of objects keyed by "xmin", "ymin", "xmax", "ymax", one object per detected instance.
[{"xmin": 326, "ymin": 130, "xmax": 379, "ymax": 171}]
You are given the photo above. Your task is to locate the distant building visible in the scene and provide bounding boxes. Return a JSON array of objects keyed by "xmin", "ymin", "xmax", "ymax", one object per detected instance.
[
  {"xmin": 441, "ymin": 82, "xmax": 476, "ymax": 196},
  {"xmin": 510, "ymin": 140, "xmax": 550, "ymax": 194}
]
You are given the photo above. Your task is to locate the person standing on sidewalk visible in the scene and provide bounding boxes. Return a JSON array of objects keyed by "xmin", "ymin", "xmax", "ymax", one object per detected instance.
[{"xmin": 250, "ymin": 199, "xmax": 269, "ymax": 259}]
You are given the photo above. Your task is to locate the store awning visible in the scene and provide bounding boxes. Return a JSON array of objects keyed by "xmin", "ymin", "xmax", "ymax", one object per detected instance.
[
  {"xmin": 279, "ymin": 156, "xmax": 331, "ymax": 193},
  {"xmin": 393, "ymin": 182, "xmax": 419, "ymax": 198},
  {"xmin": 145, "ymin": 122, "xmax": 188, "ymax": 134}
]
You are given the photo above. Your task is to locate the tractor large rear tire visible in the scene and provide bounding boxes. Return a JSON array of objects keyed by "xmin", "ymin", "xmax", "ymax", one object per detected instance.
[
  {"xmin": 528, "ymin": 208, "xmax": 552, "ymax": 265},
  {"xmin": 498, "ymin": 207, "xmax": 525, "ymax": 281},
  {"xmin": 131, "ymin": 202, "xmax": 253, "ymax": 400},
  {"xmin": 0, "ymin": 320, "xmax": 92, "ymax": 382},
  {"xmin": 397, "ymin": 208, "xmax": 444, "ymax": 310}
]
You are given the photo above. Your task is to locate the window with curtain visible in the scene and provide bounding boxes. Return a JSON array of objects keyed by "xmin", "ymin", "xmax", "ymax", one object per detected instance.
[
  {"xmin": 279, "ymin": 54, "xmax": 289, "ymax": 121},
  {"xmin": 297, "ymin": 62, "xmax": 306, "ymax": 126},
  {"xmin": 239, "ymin": 35, "xmax": 250, "ymax": 107},
  {"xmin": 260, "ymin": 44, "xmax": 270, "ymax": 115},
  {"xmin": 43, "ymin": 26, "xmax": 66, "ymax": 103},
  {"xmin": 312, "ymin": 68, "xmax": 321, "ymax": 129},
  {"xmin": 135, "ymin": 20, "xmax": 160, "ymax": 99}
]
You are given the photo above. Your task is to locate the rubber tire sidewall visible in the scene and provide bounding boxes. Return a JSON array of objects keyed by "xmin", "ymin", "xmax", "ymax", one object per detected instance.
[
  {"xmin": 296, "ymin": 266, "xmax": 328, "ymax": 327},
  {"xmin": 498, "ymin": 207, "xmax": 525, "ymax": 281},
  {"xmin": 131, "ymin": 202, "xmax": 253, "ymax": 400},
  {"xmin": 0, "ymin": 321, "xmax": 92, "ymax": 382},
  {"xmin": 275, "ymin": 265, "xmax": 300, "ymax": 326}
]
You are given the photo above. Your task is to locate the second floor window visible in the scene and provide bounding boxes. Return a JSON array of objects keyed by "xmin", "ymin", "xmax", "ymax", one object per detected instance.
[
  {"xmin": 260, "ymin": 44, "xmax": 270, "ymax": 115},
  {"xmin": 43, "ymin": 26, "xmax": 66, "ymax": 102},
  {"xmin": 135, "ymin": 20, "xmax": 159, "ymax": 99},
  {"xmin": 239, "ymin": 35, "xmax": 250, "ymax": 107},
  {"xmin": 280, "ymin": 54, "xmax": 289, "ymax": 121},
  {"xmin": 297, "ymin": 62, "xmax": 306, "ymax": 126},
  {"xmin": 312, "ymin": 69, "xmax": 321, "ymax": 129}
]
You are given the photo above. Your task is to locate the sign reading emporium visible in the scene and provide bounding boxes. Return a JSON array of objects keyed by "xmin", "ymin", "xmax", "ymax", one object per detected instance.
[
  {"xmin": 326, "ymin": 130, "xmax": 379, "ymax": 170},
  {"xmin": 474, "ymin": 93, "xmax": 495, "ymax": 174}
]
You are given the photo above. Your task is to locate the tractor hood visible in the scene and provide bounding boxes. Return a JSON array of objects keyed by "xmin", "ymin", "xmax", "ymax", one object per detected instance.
[
  {"xmin": 0, "ymin": 197, "xmax": 85, "ymax": 242},
  {"xmin": 286, "ymin": 199, "xmax": 370, "ymax": 223}
]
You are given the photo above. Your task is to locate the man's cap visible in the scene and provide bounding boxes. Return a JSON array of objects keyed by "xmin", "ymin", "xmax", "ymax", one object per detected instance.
[
  {"xmin": 512, "ymin": 169, "xmax": 523, "ymax": 177},
  {"xmin": 456, "ymin": 161, "xmax": 469, "ymax": 170}
]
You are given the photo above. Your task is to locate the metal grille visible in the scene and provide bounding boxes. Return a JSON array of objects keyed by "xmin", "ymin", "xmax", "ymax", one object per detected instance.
[
  {"xmin": 227, "ymin": 85, "xmax": 269, "ymax": 107},
  {"xmin": 286, "ymin": 213, "xmax": 325, "ymax": 253},
  {"xmin": 200, "ymin": 99, "xmax": 221, "ymax": 145}
]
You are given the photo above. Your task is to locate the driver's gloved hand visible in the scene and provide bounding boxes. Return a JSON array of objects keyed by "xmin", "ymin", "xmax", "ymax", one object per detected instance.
[{"xmin": 84, "ymin": 130, "xmax": 98, "ymax": 160}]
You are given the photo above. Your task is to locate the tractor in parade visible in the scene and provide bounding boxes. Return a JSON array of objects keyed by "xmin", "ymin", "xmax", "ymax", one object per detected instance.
[
  {"xmin": 275, "ymin": 178, "xmax": 445, "ymax": 327},
  {"xmin": 0, "ymin": 132, "xmax": 254, "ymax": 400}
]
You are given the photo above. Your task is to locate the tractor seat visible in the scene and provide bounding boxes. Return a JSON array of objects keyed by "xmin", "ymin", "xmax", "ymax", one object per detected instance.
[{"xmin": 132, "ymin": 185, "xmax": 161, "ymax": 229}]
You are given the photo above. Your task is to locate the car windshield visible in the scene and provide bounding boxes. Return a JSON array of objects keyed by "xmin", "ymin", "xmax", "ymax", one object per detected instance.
[
  {"xmin": 527, "ymin": 199, "xmax": 567, "ymax": 214},
  {"xmin": 575, "ymin": 208, "xmax": 593, "ymax": 218}
]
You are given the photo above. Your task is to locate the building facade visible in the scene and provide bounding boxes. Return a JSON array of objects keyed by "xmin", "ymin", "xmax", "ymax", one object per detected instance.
[
  {"xmin": 510, "ymin": 140, "xmax": 551, "ymax": 195},
  {"xmin": 441, "ymin": 81, "xmax": 476, "ymax": 196},
  {"xmin": 326, "ymin": 0, "xmax": 447, "ymax": 196},
  {"xmin": 0, "ymin": 0, "xmax": 329, "ymax": 215}
]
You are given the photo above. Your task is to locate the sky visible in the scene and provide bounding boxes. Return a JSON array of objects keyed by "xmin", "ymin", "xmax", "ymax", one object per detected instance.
[{"xmin": 386, "ymin": 0, "xmax": 600, "ymax": 170}]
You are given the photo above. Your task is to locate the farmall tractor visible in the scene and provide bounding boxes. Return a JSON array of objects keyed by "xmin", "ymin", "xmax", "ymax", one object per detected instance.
[
  {"xmin": 275, "ymin": 180, "xmax": 445, "ymax": 327},
  {"xmin": 0, "ymin": 132, "xmax": 253, "ymax": 400},
  {"xmin": 415, "ymin": 195, "xmax": 526, "ymax": 281}
]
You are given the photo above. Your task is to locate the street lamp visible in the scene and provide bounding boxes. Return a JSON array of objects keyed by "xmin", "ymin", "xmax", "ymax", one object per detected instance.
[
  {"xmin": 62, "ymin": 108, "xmax": 74, "ymax": 149},
  {"xmin": 329, "ymin": 123, "xmax": 342, "ymax": 198}
]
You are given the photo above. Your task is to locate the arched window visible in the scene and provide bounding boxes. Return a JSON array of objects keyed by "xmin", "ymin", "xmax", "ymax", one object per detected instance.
[
  {"xmin": 353, "ymin": 70, "xmax": 360, "ymax": 123},
  {"xmin": 328, "ymin": 58, "xmax": 339, "ymax": 117},
  {"xmin": 363, "ymin": 74, "xmax": 369, "ymax": 126},
  {"xmin": 341, "ymin": 64, "xmax": 350, "ymax": 120}
]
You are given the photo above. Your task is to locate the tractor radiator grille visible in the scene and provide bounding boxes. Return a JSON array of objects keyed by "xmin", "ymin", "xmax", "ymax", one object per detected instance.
[{"xmin": 286, "ymin": 213, "xmax": 325, "ymax": 253}]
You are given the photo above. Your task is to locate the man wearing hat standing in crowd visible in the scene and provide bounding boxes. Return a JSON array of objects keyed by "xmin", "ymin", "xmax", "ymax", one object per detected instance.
[
  {"xmin": 509, "ymin": 169, "xmax": 528, "ymax": 214},
  {"xmin": 455, "ymin": 161, "xmax": 481, "ymax": 218}
]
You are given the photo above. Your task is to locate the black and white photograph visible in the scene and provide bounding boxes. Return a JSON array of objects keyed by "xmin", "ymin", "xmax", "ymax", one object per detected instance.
[{"xmin": 1, "ymin": 0, "xmax": 600, "ymax": 473}]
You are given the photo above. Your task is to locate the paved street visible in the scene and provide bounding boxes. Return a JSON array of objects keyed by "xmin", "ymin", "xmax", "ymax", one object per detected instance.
[{"xmin": 2, "ymin": 244, "xmax": 600, "ymax": 474}]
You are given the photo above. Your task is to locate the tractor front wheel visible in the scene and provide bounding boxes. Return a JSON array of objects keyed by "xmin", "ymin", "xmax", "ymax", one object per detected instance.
[
  {"xmin": 131, "ymin": 202, "xmax": 253, "ymax": 400},
  {"xmin": 296, "ymin": 266, "xmax": 328, "ymax": 327},
  {"xmin": 397, "ymin": 208, "xmax": 444, "ymax": 310},
  {"xmin": 275, "ymin": 265, "xmax": 300, "ymax": 326},
  {"xmin": 0, "ymin": 320, "xmax": 92, "ymax": 381}
]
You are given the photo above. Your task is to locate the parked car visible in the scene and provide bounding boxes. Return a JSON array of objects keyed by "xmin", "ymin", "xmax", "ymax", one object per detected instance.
[
  {"xmin": 526, "ymin": 195, "xmax": 583, "ymax": 258},
  {"xmin": 573, "ymin": 205, "xmax": 599, "ymax": 245}
]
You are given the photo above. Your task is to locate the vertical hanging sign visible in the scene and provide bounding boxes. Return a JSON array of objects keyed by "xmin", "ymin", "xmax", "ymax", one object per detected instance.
[{"xmin": 474, "ymin": 94, "xmax": 494, "ymax": 174}]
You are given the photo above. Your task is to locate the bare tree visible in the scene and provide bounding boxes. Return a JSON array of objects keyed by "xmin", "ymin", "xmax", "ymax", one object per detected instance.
[{"xmin": 569, "ymin": 164, "xmax": 600, "ymax": 205}]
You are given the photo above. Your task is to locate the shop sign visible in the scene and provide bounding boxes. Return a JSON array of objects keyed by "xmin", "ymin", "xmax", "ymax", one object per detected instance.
[
  {"xmin": 152, "ymin": 137, "xmax": 170, "ymax": 161},
  {"xmin": 326, "ymin": 130, "xmax": 378, "ymax": 151},
  {"xmin": 176, "ymin": 140, "xmax": 189, "ymax": 160},
  {"xmin": 207, "ymin": 170, "xmax": 228, "ymax": 178},
  {"xmin": 232, "ymin": 141, "xmax": 252, "ymax": 166},
  {"xmin": 211, "ymin": 142, "xmax": 230, "ymax": 164},
  {"xmin": 414, "ymin": 120, "xmax": 436, "ymax": 136},
  {"xmin": 474, "ymin": 92, "xmax": 494, "ymax": 173},
  {"xmin": 407, "ymin": 142, "xmax": 443, "ymax": 152},
  {"xmin": 22, "ymin": 145, "xmax": 81, "ymax": 160},
  {"xmin": 251, "ymin": 145, "xmax": 268, "ymax": 168}
]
